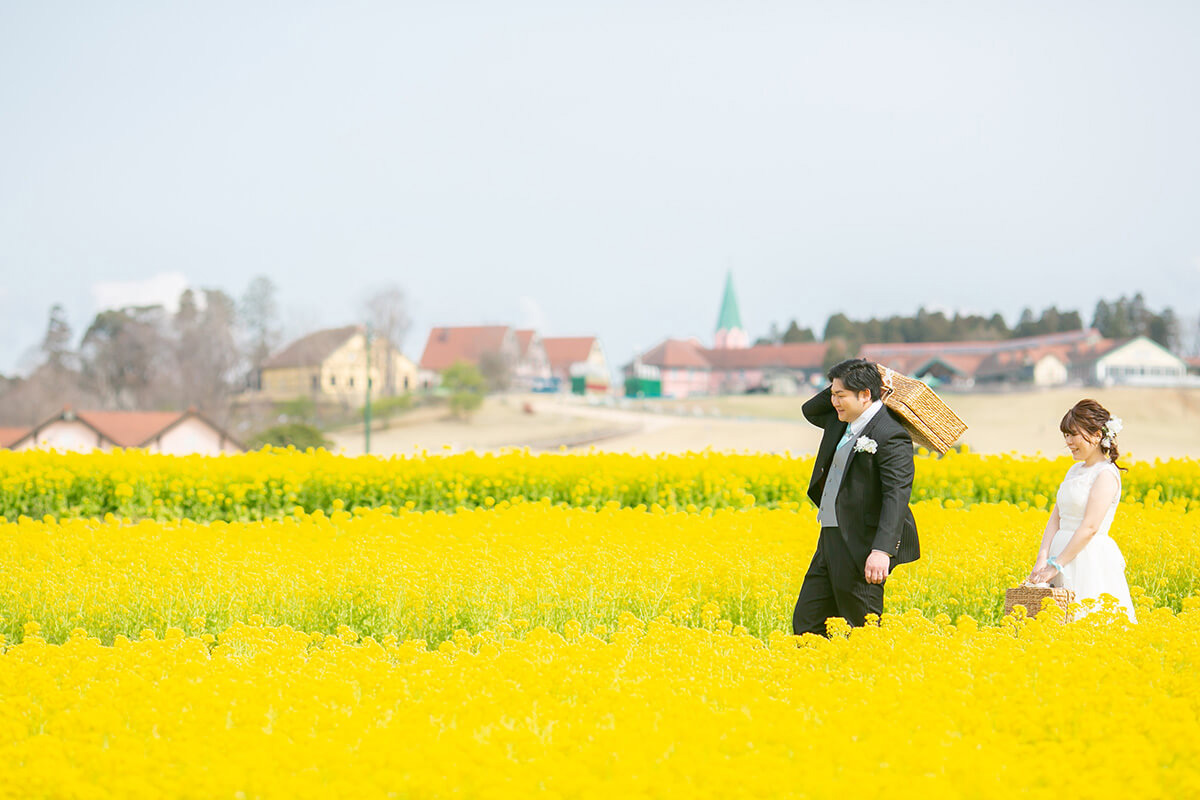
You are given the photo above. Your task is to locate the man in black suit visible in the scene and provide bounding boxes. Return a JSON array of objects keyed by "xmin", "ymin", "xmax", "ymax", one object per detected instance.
[{"xmin": 792, "ymin": 358, "xmax": 920, "ymax": 636}]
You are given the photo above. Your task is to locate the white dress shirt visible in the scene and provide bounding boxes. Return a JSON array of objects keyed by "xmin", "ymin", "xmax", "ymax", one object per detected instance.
[{"xmin": 848, "ymin": 398, "xmax": 884, "ymax": 437}]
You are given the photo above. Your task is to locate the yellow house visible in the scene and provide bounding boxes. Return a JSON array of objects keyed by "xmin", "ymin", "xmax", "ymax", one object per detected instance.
[{"xmin": 260, "ymin": 325, "xmax": 417, "ymax": 403}]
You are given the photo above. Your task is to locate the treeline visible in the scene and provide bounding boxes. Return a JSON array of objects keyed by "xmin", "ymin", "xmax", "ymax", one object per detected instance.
[
  {"xmin": 0, "ymin": 278, "xmax": 410, "ymax": 429},
  {"xmin": 758, "ymin": 294, "xmax": 1185, "ymax": 366}
]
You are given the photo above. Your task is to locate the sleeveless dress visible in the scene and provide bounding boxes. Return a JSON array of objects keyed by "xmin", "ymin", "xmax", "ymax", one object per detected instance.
[{"xmin": 1049, "ymin": 461, "xmax": 1137, "ymax": 622}]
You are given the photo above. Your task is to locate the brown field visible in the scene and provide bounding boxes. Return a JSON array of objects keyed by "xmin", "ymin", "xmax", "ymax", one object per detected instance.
[{"xmin": 330, "ymin": 387, "xmax": 1200, "ymax": 462}]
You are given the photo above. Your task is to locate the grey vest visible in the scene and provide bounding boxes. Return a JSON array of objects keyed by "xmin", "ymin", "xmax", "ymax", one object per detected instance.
[{"xmin": 817, "ymin": 433, "xmax": 855, "ymax": 527}]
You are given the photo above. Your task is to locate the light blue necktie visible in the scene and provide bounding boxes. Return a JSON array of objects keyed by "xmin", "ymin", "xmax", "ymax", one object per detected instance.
[{"xmin": 838, "ymin": 428, "xmax": 855, "ymax": 450}]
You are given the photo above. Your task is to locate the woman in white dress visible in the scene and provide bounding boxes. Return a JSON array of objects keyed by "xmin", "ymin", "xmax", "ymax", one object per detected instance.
[{"xmin": 1026, "ymin": 399, "xmax": 1137, "ymax": 622}]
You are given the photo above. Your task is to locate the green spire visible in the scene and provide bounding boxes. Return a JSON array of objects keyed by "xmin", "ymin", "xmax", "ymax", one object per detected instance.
[{"xmin": 715, "ymin": 271, "xmax": 743, "ymax": 332}]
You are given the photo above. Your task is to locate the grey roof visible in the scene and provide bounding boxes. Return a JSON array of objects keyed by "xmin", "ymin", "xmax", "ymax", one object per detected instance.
[{"xmin": 262, "ymin": 325, "xmax": 361, "ymax": 369}]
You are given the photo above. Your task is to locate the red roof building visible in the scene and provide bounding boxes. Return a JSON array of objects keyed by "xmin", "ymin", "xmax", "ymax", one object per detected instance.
[
  {"xmin": 542, "ymin": 336, "xmax": 609, "ymax": 392},
  {"xmin": 626, "ymin": 339, "xmax": 829, "ymax": 398},
  {"xmin": 418, "ymin": 325, "xmax": 552, "ymax": 390},
  {"xmin": 5, "ymin": 408, "xmax": 243, "ymax": 454},
  {"xmin": 861, "ymin": 329, "xmax": 1115, "ymax": 387}
]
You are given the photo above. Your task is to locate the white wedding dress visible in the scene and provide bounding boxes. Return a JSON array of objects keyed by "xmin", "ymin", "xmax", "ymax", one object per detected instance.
[{"xmin": 1049, "ymin": 461, "xmax": 1137, "ymax": 622}]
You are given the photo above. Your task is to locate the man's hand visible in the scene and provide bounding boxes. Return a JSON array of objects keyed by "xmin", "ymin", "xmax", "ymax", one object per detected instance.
[{"xmin": 865, "ymin": 550, "xmax": 890, "ymax": 584}]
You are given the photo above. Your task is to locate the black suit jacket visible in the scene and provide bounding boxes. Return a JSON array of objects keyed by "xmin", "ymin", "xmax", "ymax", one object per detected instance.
[{"xmin": 802, "ymin": 386, "xmax": 920, "ymax": 568}]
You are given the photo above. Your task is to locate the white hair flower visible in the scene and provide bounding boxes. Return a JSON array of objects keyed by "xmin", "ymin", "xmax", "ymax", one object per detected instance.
[{"xmin": 1101, "ymin": 416, "xmax": 1123, "ymax": 449}]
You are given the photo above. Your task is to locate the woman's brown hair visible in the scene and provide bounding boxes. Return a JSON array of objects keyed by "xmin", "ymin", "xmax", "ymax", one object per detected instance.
[{"xmin": 1060, "ymin": 399, "xmax": 1127, "ymax": 471}]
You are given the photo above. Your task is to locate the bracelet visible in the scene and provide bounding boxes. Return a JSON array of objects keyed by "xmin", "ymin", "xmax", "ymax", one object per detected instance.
[{"xmin": 1047, "ymin": 556, "xmax": 1063, "ymax": 573}]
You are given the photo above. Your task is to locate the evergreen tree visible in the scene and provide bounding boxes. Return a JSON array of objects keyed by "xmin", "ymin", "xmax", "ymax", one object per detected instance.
[{"xmin": 782, "ymin": 320, "xmax": 815, "ymax": 343}]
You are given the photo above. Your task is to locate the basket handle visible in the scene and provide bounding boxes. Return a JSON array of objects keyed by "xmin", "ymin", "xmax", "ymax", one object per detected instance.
[{"xmin": 880, "ymin": 366, "xmax": 895, "ymax": 400}]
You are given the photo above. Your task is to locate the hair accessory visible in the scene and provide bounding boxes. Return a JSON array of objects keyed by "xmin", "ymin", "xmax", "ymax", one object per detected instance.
[{"xmin": 1101, "ymin": 416, "xmax": 1123, "ymax": 449}]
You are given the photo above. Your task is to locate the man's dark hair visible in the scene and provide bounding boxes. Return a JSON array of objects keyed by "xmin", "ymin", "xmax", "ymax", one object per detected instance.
[{"xmin": 827, "ymin": 358, "xmax": 882, "ymax": 401}]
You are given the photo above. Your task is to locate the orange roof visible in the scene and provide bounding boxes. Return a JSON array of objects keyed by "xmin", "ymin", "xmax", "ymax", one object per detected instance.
[
  {"xmin": 862, "ymin": 329, "xmax": 1101, "ymax": 360},
  {"xmin": 909, "ymin": 352, "xmax": 993, "ymax": 376},
  {"xmin": 542, "ymin": 337, "xmax": 597, "ymax": 369},
  {"xmin": 702, "ymin": 342, "xmax": 828, "ymax": 370},
  {"xmin": 637, "ymin": 339, "xmax": 710, "ymax": 369},
  {"xmin": 633, "ymin": 340, "xmax": 829, "ymax": 371},
  {"xmin": 420, "ymin": 326, "xmax": 512, "ymax": 371},
  {"xmin": 0, "ymin": 426, "xmax": 29, "ymax": 448},
  {"xmin": 7, "ymin": 408, "xmax": 244, "ymax": 451},
  {"xmin": 75, "ymin": 410, "xmax": 186, "ymax": 448},
  {"xmin": 863, "ymin": 330, "xmax": 1116, "ymax": 380}
]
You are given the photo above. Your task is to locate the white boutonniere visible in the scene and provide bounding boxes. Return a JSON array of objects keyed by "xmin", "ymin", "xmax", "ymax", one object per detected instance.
[{"xmin": 853, "ymin": 436, "xmax": 878, "ymax": 454}]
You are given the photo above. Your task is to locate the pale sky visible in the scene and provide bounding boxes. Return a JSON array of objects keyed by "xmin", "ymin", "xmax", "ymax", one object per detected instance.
[{"xmin": 2, "ymin": 1, "xmax": 1198, "ymax": 375}]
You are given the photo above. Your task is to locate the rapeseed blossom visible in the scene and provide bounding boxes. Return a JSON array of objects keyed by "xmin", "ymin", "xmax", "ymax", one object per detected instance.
[{"xmin": 1, "ymin": 448, "xmax": 1197, "ymax": 520}]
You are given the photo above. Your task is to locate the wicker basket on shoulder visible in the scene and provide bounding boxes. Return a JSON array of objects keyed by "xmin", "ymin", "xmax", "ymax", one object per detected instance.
[
  {"xmin": 1005, "ymin": 584, "xmax": 1076, "ymax": 621},
  {"xmin": 875, "ymin": 365, "xmax": 968, "ymax": 455}
]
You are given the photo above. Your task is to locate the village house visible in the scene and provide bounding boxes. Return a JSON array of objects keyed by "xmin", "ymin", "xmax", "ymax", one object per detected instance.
[
  {"xmin": 2, "ymin": 407, "xmax": 243, "ymax": 455},
  {"xmin": 259, "ymin": 325, "xmax": 417, "ymax": 403},
  {"xmin": 513, "ymin": 330, "xmax": 553, "ymax": 391},
  {"xmin": 417, "ymin": 325, "xmax": 553, "ymax": 390},
  {"xmin": 861, "ymin": 330, "xmax": 1194, "ymax": 388},
  {"xmin": 1071, "ymin": 336, "xmax": 1194, "ymax": 386},
  {"xmin": 624, "ymin": 274, "xmax": 828, "ymax": 398},
  {"xmin": 542, "ymin": 336, "xmax": 610, "ymax": 394}
]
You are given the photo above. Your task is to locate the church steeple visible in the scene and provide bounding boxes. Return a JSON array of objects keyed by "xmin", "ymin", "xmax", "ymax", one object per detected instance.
[{"xmin": 714, "ymin": 271, "xmax": 749, "ymax": 350}]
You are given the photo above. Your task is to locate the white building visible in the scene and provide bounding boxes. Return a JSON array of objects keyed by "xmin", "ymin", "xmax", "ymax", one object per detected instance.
[
  {"xmin": 1075, "ymin": 336, "xmax": 1195, "ymax": 386},
  {"xmin": 4, "ymin": 408, "xmax": 243, "ymax": 454}
]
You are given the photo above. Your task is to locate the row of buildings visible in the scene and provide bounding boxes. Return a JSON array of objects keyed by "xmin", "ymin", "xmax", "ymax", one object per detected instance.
[
  {"xmin": 250, "ymin": 324, "xmax": 610, "ymax": 406},
  {"xmin": 0, "ymin": 408, "xmax": 242, "ymax": 455},
  {"xmin": 621, "ymin": 275, "xmax": 1200, "ymax": 398},
  {"xmin": 4, "ymin": 275, "xmax": 1197, "ymax": 454}
]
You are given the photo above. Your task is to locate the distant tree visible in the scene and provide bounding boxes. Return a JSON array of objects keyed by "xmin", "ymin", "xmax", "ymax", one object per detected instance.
[
  {"xmin": 1092, "ymin": 300, "xmax": 1112, "ymax": 337},
  {"xmin": 822, "ymin": 337, "xmax": 853, "ymax": 371},
  {"xmin": 239, "ymin": 276, "xmax": 281, "ymax": 386},
  {"xmin": 1092, "ymin": 294, "xmax": 1176, "ymax": 348},
  {"xmin": 362, "ymin": 284, "xmax": 411, "ymax": 395},
  {"xmin": 80, "ymin": 306, "xmax": 171, "ymax": 409},
  {"xmin": 40, "ymin": 304, "xmax": 74, "ymax": 370},
  {"xmin": 989, "ymin": 313, "xmax": 1010, "ymax": 337},
  {"xmin": 175, "ymin": 288, "xmax": 240, "ymax": 415},
  {"xmin": 478, "ymin": 351, "xmax": 512, "ymax": 392},
  {"xmin": 1150, "ymin": 307, "xmax": 1180, "ymax": 351},
  {"xmin": 442, "ymin": 361, "xmax": 486, "ymax": 419},
  {"xmin": 823, "ymin": 313, "xmax": 856, "ymax": 341},
  {"xmin": 783, "ymin": 320, "xmax": 816, "ymax": 343},
  {"xmin": 1014, "ymin": 307, "xmax": 1037, "ymax": 338}
]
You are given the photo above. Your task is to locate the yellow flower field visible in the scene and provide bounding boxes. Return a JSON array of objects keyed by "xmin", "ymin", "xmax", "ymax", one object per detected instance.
[
  {"xmin": 3, "ymin": 450, "xmax": 1199, "ymax": 798},
  {"xmin": 2, "ymin": 502, "xmax": 1196, "ymax": 645},
  {"xmin": 3, "ymin": 607, "xmax": 1199, "ymax": 799},
  {"xmin": 1, "ymin": 447, "xmax": 1198, "ymax": 520}
]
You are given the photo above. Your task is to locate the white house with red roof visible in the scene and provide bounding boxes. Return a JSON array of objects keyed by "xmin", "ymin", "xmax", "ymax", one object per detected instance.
[{"xmin": 3, "ymin": 408, "xmax": 243, "ymax": 454}]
